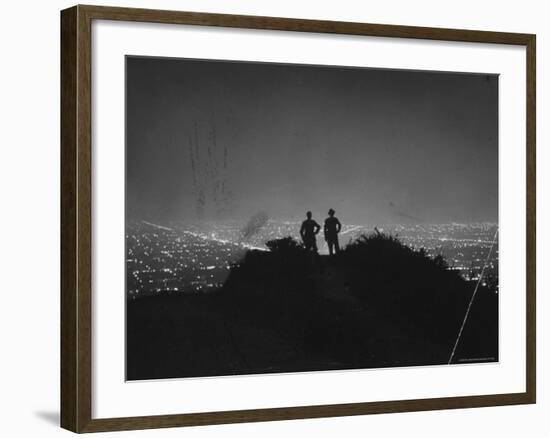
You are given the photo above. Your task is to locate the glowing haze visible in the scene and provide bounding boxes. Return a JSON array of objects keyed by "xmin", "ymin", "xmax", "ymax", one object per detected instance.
[{"xmin": 126, "ymin": 56, "xmax": 498, "ymax": 225}]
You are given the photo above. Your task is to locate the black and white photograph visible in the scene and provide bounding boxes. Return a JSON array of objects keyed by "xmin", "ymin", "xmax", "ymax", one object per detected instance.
[{"xmin": 125, "ymin": 55, "xmax": 499, "ymax": 381}]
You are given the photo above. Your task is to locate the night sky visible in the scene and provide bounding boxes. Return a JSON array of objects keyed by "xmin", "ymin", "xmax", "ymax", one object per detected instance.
[{"xmin": 126, "ymin": 56, "xmax": 498, "ymax": 225}]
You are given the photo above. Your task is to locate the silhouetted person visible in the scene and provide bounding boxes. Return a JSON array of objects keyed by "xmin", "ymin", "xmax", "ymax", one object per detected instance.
[
  {"xmin": 324, "ymin": 208, "xmax": 342, "ymax": 255},
  {"xmin": 300, "ymin": 211, "xmax": 321, "ymax": 253}
]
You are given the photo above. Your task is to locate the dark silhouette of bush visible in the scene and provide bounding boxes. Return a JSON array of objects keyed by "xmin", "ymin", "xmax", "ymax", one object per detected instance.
[
  {"xmin": 336, "ymin": 231, "xmax": 470, "ymax": 347},
  {"xmin": 265, "ymin": 236, "xmax": 304, "ymax": 253}
]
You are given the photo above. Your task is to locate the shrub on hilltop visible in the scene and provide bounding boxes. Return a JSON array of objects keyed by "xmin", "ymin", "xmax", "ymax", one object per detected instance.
[
  {"xmin": 265, "ymin": 236, "xmax": 303, "ymax": 253},
  {"xmin": 336, "ymin": 230, "xmax": 495, "ymax": 351}
]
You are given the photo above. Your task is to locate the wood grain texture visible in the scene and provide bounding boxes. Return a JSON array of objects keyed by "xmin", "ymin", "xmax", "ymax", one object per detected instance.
[
  {"xmin": 60, "ymin": 5, "xmax": 78, "ymax": 432},
  {"xmin": 79, "ymin": 4, "xmax": 534, "ymax": 44},
  {"xmin": 525, "ymin": 35, "xmax": 536, "ymax": 404},
  {"xmin": 60, "ymin": 4, "xmax": 536, "ymax": 433},
  {"xmin": 81, "ymin": 393, "xmax": 534, "ymax": 433}
]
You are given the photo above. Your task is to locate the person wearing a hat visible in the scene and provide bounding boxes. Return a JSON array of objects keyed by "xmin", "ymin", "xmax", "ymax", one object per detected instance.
[{"xmin": 324, "ymin": 208, "xmax": 342, "ymax": 255}]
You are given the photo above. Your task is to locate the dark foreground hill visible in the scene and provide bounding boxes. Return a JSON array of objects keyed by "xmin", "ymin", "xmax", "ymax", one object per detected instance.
[{"xmin": 127, "ymin": 233, "xmax": 498, "ymax": 380}]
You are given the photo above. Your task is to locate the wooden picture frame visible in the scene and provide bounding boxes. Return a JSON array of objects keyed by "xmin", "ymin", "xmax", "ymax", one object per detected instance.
[{"xmin": 61, "ymin": 4, "xmax": 536, "ymax": 433}]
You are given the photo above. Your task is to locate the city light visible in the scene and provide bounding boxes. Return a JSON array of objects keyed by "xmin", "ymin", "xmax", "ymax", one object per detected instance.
[{"xmin": 126, "ymin": 220, "xmax": 498, "ymax": 297}]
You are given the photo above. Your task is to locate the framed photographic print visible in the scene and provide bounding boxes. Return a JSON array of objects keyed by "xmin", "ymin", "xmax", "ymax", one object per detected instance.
[{"xmin": 60, "ymin": 5, "xmax": 536, "ymax": 433}]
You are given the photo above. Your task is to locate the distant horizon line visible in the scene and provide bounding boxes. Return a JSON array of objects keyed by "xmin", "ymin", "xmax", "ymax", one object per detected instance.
[{"xmin": 131, "ymin": 218, "xmax": 498, "ymax": 227}]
